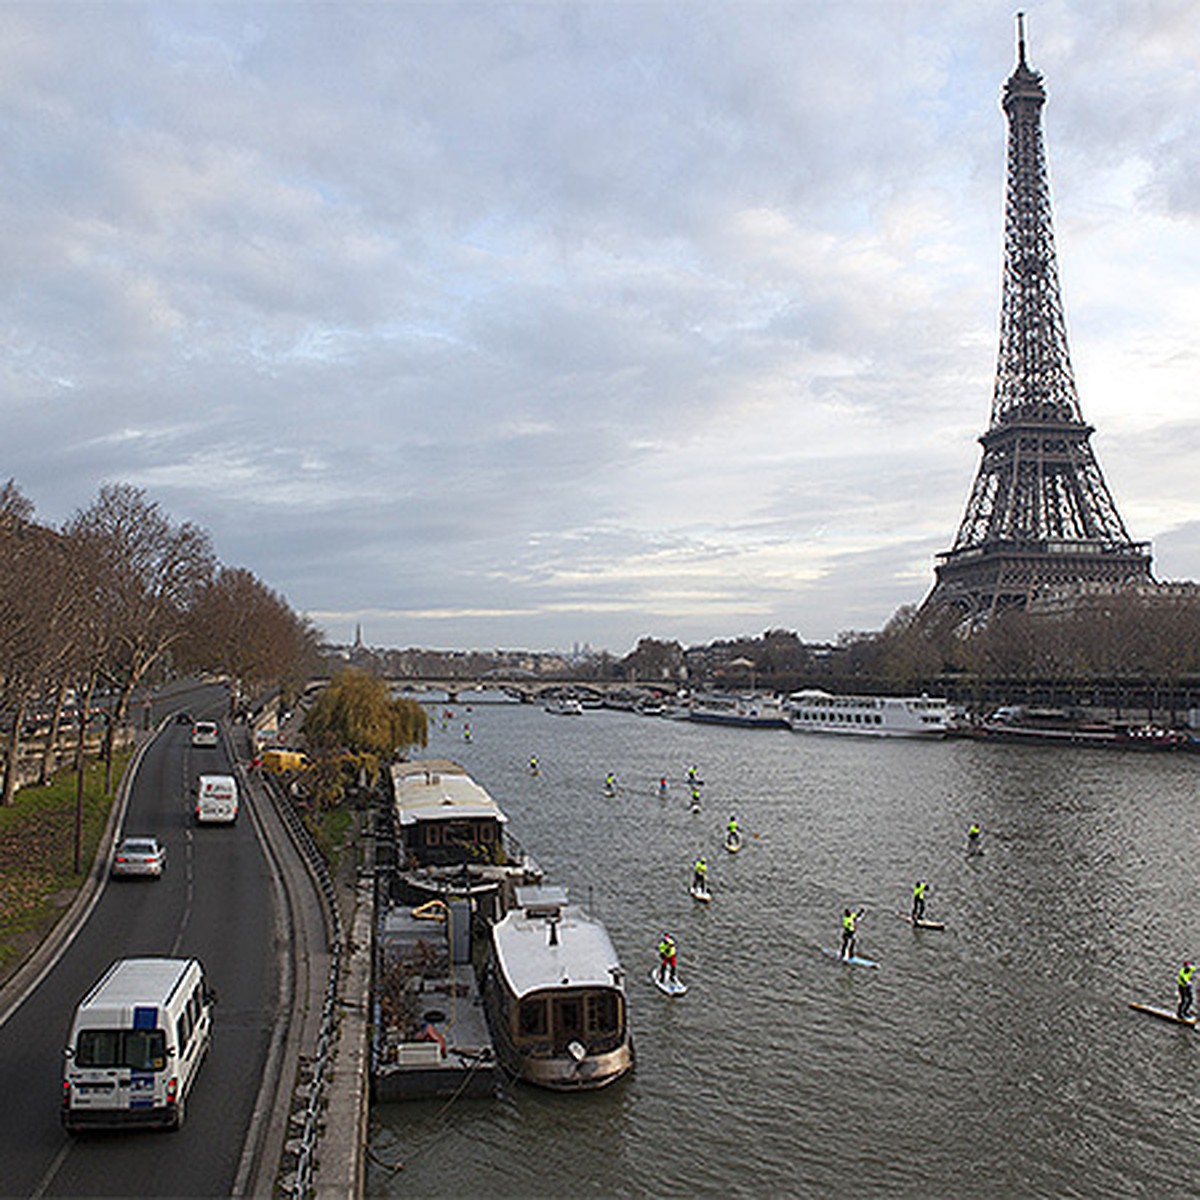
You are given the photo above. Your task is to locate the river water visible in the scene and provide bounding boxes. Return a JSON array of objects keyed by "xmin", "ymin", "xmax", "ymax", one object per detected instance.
[{"xmin": 367, "ymin": 701, "xmax": 1199, "ymax": 1198}]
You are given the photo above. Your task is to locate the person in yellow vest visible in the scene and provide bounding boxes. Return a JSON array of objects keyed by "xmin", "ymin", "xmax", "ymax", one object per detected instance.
[
  {"xmin": 1178, "ymin": 960, "xmax": 1195, "ymax": 1020},
  {"xmin": 692, "ymin": 856, "xmax": 708, "ymax": 895},
  {"xmin": 840, "ymin": 908, "xmax": 864, "ymax": 960},
  {"xmin": 911, "ymin": 881, "xmax": 928, "ymax": 922},
  {"xmin": 658, "ymin": 933, "xmax": 678, "ymax": 983},
  {"xmin": 726, "ymin": 816, "xmax": 740, "ymax": 848}
]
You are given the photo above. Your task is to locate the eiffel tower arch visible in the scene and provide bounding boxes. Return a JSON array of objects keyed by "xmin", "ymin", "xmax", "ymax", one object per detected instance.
[{"xmin": 924, "ymin": 15, "xmax": 1153, "ymax": 625}]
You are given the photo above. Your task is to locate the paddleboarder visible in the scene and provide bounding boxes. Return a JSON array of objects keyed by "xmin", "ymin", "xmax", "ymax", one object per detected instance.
[
  {"xmin": 1178, "ymin": 960, "xmax": 1195, "ymax": 1020},
  {"xmin": 840, "ymin": 908, "xmax": 864, "ymax": 960},
  {"xmin": 657, "ymin": 932, "xmax": 678, "ymax": 983},
  {"xmin": 726, "ymin": 815, "xmax": 740, "ymax": 848},
  {"xmin": 658, "ymin": 776, "xmax": 668, "ymax": 798},
  {"xmin": 529, "ymin": 754, "xmax": 539, "ymax": 774},
  {"xmin": 605, "ymin": 772, "xmax": 618, "ymax": 796},
  {"xmin": 692, "ymin": 856, "xmax": 708, "ymax": 895},
  {"xmin": 911, "ymin": 881, "xmax": 928, "ymax": 922},
  {"xmin": 966, "ymin": 822, "xmax": 982, "ymax": 854}
]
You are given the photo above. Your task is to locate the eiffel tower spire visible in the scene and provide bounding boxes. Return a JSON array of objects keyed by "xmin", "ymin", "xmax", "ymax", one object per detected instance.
[{"xmin": 925, "ymin": 14, "xmax": 1152, "ymax": 623}]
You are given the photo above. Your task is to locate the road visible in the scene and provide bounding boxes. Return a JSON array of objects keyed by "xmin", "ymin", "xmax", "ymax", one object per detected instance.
[{"xmin": 0, "ymin": 687, "xmax": 283, "ymax": 1198}]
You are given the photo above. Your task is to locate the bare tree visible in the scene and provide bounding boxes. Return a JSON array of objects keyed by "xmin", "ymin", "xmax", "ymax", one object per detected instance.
[
  {"xmin": 175, "ymin": 566, "xmax": 321, "ymax": 707},
  {"xmin": 66, "ymin": 485, "xmax": 215, "ymax": 746},
  {"xmin": 0, "ymin": 485, "xmax": 85, "ymax": 804}
]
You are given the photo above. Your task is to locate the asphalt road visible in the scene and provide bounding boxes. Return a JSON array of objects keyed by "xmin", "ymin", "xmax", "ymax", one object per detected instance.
[{"xmin": 0, "ymin": 690, "xmax": 281, "ymax": 1198}]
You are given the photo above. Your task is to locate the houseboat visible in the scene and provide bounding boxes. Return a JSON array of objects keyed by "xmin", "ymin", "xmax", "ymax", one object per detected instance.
[
  {"xmin": 785, "ymin": 690, "xmax": 950, "ymax": 738},
  {"xmin": 482, "ymin": 885, "xmax": 633, "ymax": 1091},
  {"xmin": 390, "ymin": 760, "xmax": 541, "ymax": 913},
  {"xmin": 687, "ymin": 693, "xmax": 790, "ymax": 729}
]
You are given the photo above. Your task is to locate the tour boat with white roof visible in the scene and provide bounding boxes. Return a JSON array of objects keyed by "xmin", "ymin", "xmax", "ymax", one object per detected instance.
[
  {"xmin": 686, "ymin": 693, "xmax": 790, "ymax": 729},
  {"xmin": 785, "ymin": 690, "xmax": 950, "ymax": 738}
]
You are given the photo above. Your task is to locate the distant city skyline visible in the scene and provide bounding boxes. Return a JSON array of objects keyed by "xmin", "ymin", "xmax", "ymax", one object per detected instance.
[{"xmin": 5, "ymin": 3, "xmax": 1199, "ymax": 654}]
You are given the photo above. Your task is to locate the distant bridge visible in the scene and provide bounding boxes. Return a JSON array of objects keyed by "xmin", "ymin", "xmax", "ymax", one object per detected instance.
[{"xmin": 385, "ymin": 678, "xmax": 678, "ymax": 704}]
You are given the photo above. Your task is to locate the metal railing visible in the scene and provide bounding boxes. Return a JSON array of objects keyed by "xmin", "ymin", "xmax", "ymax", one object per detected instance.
[{"xmin": 264, "ymin": 777, "xmax": 343, "ymax": 1199}]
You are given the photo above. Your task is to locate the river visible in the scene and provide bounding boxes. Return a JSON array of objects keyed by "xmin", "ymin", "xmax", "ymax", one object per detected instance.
[{"xmin": 367, "ymin": 701, "xmax": 1199, "ymax": 1197}]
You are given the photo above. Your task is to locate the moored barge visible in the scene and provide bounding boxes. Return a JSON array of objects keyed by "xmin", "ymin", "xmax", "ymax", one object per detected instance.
[{"xmin": 482, "ymin": 886, "xmax": 633, "ymax": 1091}]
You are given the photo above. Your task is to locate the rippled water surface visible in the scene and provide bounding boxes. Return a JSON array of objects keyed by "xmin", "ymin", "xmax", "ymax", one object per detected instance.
[{"xmin": 367, "ymin": 703, "xmax": 1200, "ymax": 1198}]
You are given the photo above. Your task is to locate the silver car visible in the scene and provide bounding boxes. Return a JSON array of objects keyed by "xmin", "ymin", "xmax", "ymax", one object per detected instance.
[{"xmin": 111, "ymin": 837, "xmax": 167, "ymax": 879}]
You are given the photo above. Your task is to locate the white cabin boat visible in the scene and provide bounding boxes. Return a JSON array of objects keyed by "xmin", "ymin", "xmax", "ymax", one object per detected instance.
[
  {"xmin": 785, "ymin": 690, "xmax": 949, "ymax": 738},
  {"xmin": 482, "ymin": 886, "xmax": 633, "ymax": 1091},
  {"xmin": 390, "ymin": 760, "xmax": 541, "ymax": 911},
  {"xmin": 544, "ymin": 696, "xmax": 584, "ymax": 716},
  {"xmin": 687, "ymin": 693, "xmax": 790, "ymax": 729}
]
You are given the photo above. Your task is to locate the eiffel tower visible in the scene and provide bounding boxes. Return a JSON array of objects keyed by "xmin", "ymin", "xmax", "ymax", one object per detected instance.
[{"xmin": 924, "ymin": 15, "xmax": 1152, "ymax": 624}]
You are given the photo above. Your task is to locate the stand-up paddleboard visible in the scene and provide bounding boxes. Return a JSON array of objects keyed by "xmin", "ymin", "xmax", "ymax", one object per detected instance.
[
  {"xmin": 896, "ymin": 912, "xmax": 946, "ymax": 930},
  {"xmin": 724, "ymin": 835, "xmax": 741, "ymax": 854},
  {"xmin": 689, "ymin": 803, "xmax": 701, "ymax": 814},
  {"xmin": 689, "ymin": 885, "xmax": 711, "ymax": 903},
  {"xmin": 965, "ymin": 846, "xmax": 985, "ymax": 858},
  {"xmin": 820, "ymin": 946, "xmax": 879, "ymax": 969},
  {"xmin": 651, "ymin": 969, "xmax": 688, "ymax": 997},
  {"xmin": 1129, "ymin": 1001, "xmax": 1197, "ymax": 1027}
]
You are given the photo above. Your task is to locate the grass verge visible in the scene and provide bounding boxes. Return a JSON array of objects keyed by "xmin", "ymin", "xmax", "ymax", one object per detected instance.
[{"xmin": 0, "ymin": 753, "xmax": 131, "ymax": 977}]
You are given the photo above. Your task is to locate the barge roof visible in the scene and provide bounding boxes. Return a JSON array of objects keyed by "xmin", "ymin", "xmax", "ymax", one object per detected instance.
[
  {"xmin": 391, "ymin": 759, "xmax": 508, "ymax": 826},
  {"xmin": 492, "ymin": 894, "xmax": 624, "ymax": 999}
]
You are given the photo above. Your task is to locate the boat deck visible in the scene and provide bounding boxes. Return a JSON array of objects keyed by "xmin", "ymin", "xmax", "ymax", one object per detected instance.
[{"xmin": 372, "ymin": 906, "xmax": 497, "ymax": 1102}]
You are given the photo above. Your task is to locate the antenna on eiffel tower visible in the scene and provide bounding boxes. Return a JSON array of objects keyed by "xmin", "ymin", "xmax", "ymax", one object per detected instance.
[{"xmin": 923, "ymin": 15, "xmax": 1153, "ymax": 626}]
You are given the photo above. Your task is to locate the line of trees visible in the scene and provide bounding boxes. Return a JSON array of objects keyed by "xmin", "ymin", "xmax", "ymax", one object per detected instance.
[{"xmin": 0, "ymin": 478, "xmax": 322, "ymax": 804}]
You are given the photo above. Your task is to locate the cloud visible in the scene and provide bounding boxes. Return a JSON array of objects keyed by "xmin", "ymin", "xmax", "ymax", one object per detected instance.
[{"xmin": 3, "ymin": 1, "xmax": 1198, "ymax": 653}]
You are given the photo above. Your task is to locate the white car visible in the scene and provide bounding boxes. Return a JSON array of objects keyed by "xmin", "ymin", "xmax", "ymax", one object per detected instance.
[
  {"xmin": 191, "ymin": 720, "xmax": 219, "ymax": 747},
  {"xmin": 111, "ymin": 837, "xmax": 167, "ymax": 879}
]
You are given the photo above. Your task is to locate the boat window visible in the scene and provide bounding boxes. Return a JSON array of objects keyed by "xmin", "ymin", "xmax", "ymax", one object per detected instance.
[
  {"xmin": 585, "ymin": 992, "xmax": 619, "ymax": 1035},
  {"xmin": 479, "ymin": 823, "xmax": 495, "ymax": 843},
  {"xmin": 425, "ymin": 824, "xmax": 441, "ymax": 846},
  {"xmin": 555, "ymin": 996, "xmax": 583, "ymax": 1036},
  {"xmin": 518, "ymin": 998, "xmax": 547, "ymax": 1037}
]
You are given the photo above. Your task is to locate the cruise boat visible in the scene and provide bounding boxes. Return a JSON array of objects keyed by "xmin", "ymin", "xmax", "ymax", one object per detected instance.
[
  {"xmin": 481, "ymin": 885, "xmax": 633, "ymax": 1091},
  {"xmin": 785, "ymin": 690, "xmax": 950, "ymax": 738},
  {"xmin": 686, "ymin": 693, "xmax": 790, "ymax": 729},
  {"xmin": 389, "ymin": 760, "xmax": 541, "ymax": 912},
  {"xmin": 543, "ymin": 696, "xmax": 584, "ymax": 716}
]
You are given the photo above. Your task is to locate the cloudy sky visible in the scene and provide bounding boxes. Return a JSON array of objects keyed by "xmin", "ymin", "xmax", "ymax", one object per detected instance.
[{"xmin": 4, "ymin": 1, "xmax": 1199, "ymax": 654}]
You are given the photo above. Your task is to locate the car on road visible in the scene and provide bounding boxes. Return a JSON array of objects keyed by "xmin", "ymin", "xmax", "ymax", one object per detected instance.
[
  {"xmin": 191, "ymin": 720, "xmax": 219, "ymax": 747},
  {"xmin": 111, "ymin": 837, "xmax": 167, "ymax": 879}
]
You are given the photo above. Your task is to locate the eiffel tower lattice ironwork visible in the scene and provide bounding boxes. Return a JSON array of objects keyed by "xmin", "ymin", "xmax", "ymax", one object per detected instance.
[{"xmin": 924, "ymin": 15, "xmax": 1152, "ymax": 623}]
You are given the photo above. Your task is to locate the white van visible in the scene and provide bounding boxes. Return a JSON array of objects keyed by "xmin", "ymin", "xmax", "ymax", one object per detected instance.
[
  {"xmin": 195, "ymin": 774, "xmax": 238, "ymax": 824},
  {"xmin": 62, "ymin": 957, "xmax": 213, "ymax": 1132}
]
